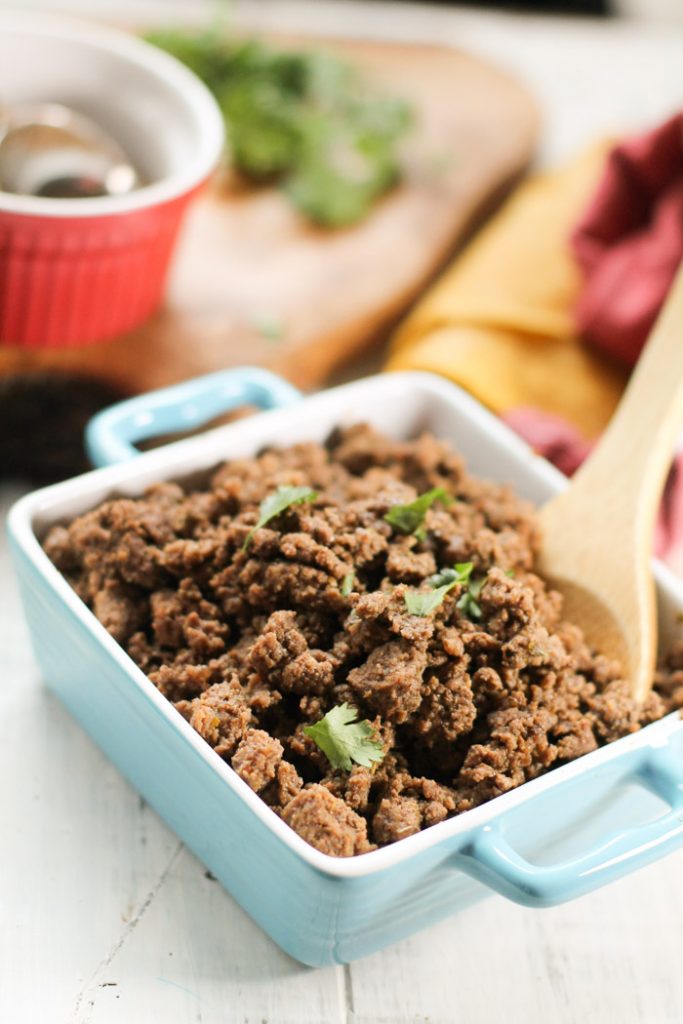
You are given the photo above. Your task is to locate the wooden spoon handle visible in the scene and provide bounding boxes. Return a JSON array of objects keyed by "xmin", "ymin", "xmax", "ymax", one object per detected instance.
[{"xmin": 570, "ymin": 260, "xmax": 683, "ymax": 543}]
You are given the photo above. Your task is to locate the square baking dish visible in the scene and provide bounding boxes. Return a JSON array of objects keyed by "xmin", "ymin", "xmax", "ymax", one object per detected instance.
[{"xmin": 8, "ymin": 367, "xmax": 683, "ymax": 966}]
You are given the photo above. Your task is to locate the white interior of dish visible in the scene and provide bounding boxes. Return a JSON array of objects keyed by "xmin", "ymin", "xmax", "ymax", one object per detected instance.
[
  {"xmin": 9, "ymin": 371, "xmax": 683, "ymax": 878},
  {"xmin": 0, "ymin": 11, "xmax": 224, "ymax": 214}
]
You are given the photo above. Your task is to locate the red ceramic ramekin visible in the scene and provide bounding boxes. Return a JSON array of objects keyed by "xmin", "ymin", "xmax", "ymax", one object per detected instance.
[{"xmin": 0, "ymin": 12, "xmax": 225, "ymax": 349}]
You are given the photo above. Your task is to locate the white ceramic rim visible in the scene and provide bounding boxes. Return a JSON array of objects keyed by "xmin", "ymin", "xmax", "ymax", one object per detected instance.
[
  {"xmin": 8, "ymin": 371, "xmax": 683, "ymax": 879},
  {"xmin": 0, "ymin": 9, "xmax": 225, "ymax": 217}
]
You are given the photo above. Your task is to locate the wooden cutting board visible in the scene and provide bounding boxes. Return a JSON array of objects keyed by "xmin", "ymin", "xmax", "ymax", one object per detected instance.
[{"xmin": 0, "ymin": 37, "xmax": 538, "ymax": 394}]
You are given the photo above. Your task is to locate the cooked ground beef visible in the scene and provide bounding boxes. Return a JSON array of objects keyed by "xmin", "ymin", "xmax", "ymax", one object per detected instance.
[{"xmin": 43, "ymin": 424, "xmax": 683, "ymax": 857}]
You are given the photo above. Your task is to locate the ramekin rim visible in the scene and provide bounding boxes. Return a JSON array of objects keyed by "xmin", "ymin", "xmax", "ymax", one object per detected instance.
[{"xmin": 0, "ymin": 9, "xmax": 225, "ymax": 218}]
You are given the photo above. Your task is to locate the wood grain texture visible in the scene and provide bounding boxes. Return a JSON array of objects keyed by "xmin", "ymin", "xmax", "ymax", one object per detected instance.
[
  {"xmin": 539, "ymin": 264, "xmax": 683, "ymax": 701},
  {"xmin": 0, "ymin": 38, "xmax": 538, "ymax": 394}
]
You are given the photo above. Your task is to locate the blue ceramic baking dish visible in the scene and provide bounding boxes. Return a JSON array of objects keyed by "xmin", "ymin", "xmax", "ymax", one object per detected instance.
[{"xmin": 8, "ymin": 367, "xmax": 683, "ymax": 966}]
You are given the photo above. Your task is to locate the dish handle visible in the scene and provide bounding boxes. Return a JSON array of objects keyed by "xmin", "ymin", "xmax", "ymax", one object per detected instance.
[
  {"xmin": 456, "ymin": 739, "xmax": 683, "ymax": 906},
  {"xmin": 85, "ymin": 367, "xmax": 303, "ymax": 467}
]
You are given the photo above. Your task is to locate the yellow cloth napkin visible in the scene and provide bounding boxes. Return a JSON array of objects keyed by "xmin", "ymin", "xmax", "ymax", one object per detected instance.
[{"xmin": 387, "ymin": 143, "xmax": 627, "ymax": 439}]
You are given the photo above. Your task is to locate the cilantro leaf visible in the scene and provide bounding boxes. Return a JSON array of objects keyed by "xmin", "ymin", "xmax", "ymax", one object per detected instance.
[
  {"xmin": 341, "ymin": 572, "xmax": 355, "ymax": 596},
  {"xmin": 428, "ymin": 561, "xmax": 474, "ymax": 590},
  {"xmin": 384, "ymin": 487, "xmax": 452, "ymax": 540},
  {"xmin": 404, "ymin": 560, "xmax": 487, "ymax": 619},
  {"xmin": 457, "ymin": 575, "xmax": 486, "ymax": 620},
  {"xmin": 242, "ymin": 485, "xmax": 317, "ymax": 550},
  {"xmin": 303, "ymin": 703, "xmax": 384, "ymax": 772},
  {"xmin": 404, "ymin": 584, "xmax": 455, "ymax": 617},
  {"xmin": 145, "ymin": 30, "xmax": 412, "ymax": 227}
]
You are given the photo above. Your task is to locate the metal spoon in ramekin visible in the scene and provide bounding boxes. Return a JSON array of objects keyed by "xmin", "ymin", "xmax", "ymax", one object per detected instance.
[{"xmin": 0, "ymin": 102, "xmax": 139, "ymax": 198}]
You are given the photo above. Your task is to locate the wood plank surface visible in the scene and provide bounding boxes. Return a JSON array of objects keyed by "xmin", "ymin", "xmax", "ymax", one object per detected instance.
[{"xmin": 0, "ymin": 37, "xmax": 537, "ymax": 394}]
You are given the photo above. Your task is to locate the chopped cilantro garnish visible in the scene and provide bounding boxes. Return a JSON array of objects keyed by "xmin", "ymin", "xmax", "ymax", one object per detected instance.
[
  {"xmin": 404, "ymin": 562, "xmax": 477, "ymax": 617},
  {"xmin": 418, "ymin": 560, "xmax": 486, "ymax": 619},
  {"xmin": 242, "ymin": 485, "xmax": 317, "ymax": 551},
  {"xmin": 428, "ymin": 561, "xmax": 474, "ymax": 590},
  {"xmin": 303, "ymin": 703, "xmax": 384, "ymax": 771},
  {"xmin": 384, "ymin": 487, "xmax": 452, "ymax": 540},
  {"xmin": 404, "ymin": 584, "xmax": 454, "ymax": 617},
  {"xmin": 341, "ymin": 572, "xmax": 355, "ymax": 596},
  {"xmin": 144, "ymin": 30, "xmax": 412, "ymax": 227},
  {"xmin": 457, "ymin": 576, "xmax": 486, "ymax": 620}
]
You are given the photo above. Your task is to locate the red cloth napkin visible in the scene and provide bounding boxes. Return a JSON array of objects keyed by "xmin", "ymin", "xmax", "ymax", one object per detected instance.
[
  {"xmin": 504, "ymin": 406, "xmax": 683, "ymax": 571},
  {"xmin": 571, "ymin": 113, "xmax": 683, "ymax": 367},
  {"xmin": 503, "ymin": 407, "xmax": 593, "ymax": 477},
  {"xmin": 503, "ymin": 116, "xmax": 683, "ymax": 573}
]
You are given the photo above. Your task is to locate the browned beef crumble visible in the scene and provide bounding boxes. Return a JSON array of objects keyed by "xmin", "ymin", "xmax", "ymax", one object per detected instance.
[{"xmin": 44, "ymin": 424, "xmax": 683, "ymax": 857}]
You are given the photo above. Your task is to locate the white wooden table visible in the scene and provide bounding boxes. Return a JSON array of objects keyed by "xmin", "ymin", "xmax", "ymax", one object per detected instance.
[{"xmin": 4, "ymin": 3, "xmax": 683, "ymax": 1022}]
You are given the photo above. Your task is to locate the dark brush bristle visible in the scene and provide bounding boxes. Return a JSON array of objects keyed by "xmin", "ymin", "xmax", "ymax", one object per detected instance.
[{"xmin": 0, "ymin": 372, "xmax": 124, "ymax": 484}]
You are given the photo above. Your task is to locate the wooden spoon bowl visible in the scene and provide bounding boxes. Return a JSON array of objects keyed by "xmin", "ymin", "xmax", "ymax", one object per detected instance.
[{"xmin": 537, "ymin": 261, "xmax": 683, "ymax": 702}]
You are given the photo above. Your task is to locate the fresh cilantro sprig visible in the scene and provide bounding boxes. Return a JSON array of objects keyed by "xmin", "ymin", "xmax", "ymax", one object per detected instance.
[
  {"xmin": 242, "ymin": 485, "xmax": 317, "ymax": 551},
  {"xmin": 384, "ymin": 487, "xmax": 452, "ymax": 541},
  {"xmin": 304, "ymin": 703, "xmax": 384, "ymax": 772}
]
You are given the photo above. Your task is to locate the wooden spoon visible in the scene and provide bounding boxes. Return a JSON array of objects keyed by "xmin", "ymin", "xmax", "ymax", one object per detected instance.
[{"xmin": 538, "ymin": 261, "xmax": 683, "ymax": 702}]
